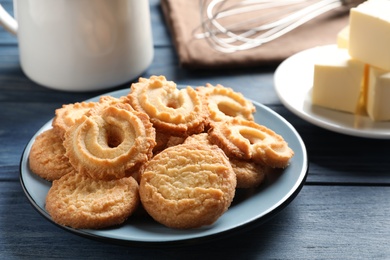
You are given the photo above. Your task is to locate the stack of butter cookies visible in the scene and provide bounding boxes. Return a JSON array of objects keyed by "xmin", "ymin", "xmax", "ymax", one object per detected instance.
[{"xmin": 29, "ymin": 75, "xmax": 294, "ymax": 230}]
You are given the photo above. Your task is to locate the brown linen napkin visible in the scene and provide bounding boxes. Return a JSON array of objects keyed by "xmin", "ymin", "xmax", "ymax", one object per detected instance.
[{"xmin": 161, "ymin": 0, "xmax": 361, "ymax": 69}]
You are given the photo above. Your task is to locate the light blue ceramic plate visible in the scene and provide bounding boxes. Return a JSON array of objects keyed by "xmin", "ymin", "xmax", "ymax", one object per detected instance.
[{"xmin": 20, "ymin": 88, "xmax": 308, "ymax": 246}]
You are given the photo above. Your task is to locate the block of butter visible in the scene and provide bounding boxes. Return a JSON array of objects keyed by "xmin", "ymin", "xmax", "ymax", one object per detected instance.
[
  {"xmin": 349, "ymin": 0, "xmax": 390, "ymax": 70},
  {"xmin": 312, "ymin": 46, "xmax": 365, "ymax": 113},
  {"xmin": 366, "ymin": 66, "xmax": 390, "ymax": 121},
  {"xmin": 337, "ymin": 26, "xmax": 349, "ymax": 49}
]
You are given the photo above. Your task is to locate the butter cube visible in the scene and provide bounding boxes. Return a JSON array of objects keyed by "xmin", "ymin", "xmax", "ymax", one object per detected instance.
[
  {"xmin": 312, "ymin": 47, "xmax": 365, "ymax": 113},
  {"xmin": 349, "ymin": 0, "xmax": 390, "ymax": 70},
  {"xmin": 337, "ymin": 26, "xmax": 349, "ymax": 49},
  {"xmin": 366, "ymin": 66, "xmax": 390, "ymax": 121}
]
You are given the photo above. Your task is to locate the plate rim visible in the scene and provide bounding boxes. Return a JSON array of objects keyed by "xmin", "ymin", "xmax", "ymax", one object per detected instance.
[
  {"xmin": 19, "ymin": 87, "xmax": 308, "ymax": 246},
  {"xmin": 274, "ymin": 44, "xmax": 390, "ymax": 139}
]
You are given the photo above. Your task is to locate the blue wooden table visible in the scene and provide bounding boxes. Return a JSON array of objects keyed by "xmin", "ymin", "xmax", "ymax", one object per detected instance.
[{"xmin": 1, "ymin": 0, "xmax": 390, "ymax": 259}]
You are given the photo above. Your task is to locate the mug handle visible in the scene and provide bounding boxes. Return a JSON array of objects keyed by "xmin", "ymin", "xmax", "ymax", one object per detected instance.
[{"xmin": 0, "ymin": 4, "xmax": 17, "ymax": 35}]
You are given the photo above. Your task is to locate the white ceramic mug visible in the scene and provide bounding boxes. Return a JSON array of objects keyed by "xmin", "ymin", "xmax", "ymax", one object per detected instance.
[{"xmin": 0, "ymin": 0, "xmax": 153, "ymax": 92}]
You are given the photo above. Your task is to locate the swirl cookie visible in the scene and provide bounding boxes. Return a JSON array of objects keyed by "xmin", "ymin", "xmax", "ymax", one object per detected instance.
[
  {"xmin": 128, "ymin": 76, "xmax": 207, "ymax": 137},
  {"xmin": 46, "ymin": 172, "xmax": 139, "ymax": 229},
  {"xmin": 139, "ymin": 143, "xmax": 236, "ymax": 229},
  {"xmin": 184, "ymin": 133, "xmax": 268, "ymax": 188},
  {"xmin": 209, "ymin": 118, "xmax": 294, "ymax": 168},
  {"xmin": 64, "ymin": 105, "xmax": 156, "ymax": 180},
  {"xmin": 197, "ymin": 83, "xmax": 256, "ymax": 127},
  {"xmin": 29, "ymin": 128, "xmax": 74, "ymax": 181}
]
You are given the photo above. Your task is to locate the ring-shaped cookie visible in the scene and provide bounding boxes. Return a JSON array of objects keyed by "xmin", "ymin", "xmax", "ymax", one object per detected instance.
[
  {"xmin": 209, "ymin": 118, "xmax": 294, "ymax": 168},
  {"xmin": 197, "ymin": 83, "xmax": 256, "ymax": 127},
  {"xmin": 128, "ymin": 76, "xmax": 207, "ymax": 136},
  {"xmin": 64, "ymin": 105, "xmax": 156, "ymax": 180}
]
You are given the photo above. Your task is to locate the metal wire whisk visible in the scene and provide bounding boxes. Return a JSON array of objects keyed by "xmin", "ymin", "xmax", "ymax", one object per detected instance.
[{"xmin": 194, "ymin": 0, "xmax": 358, "ymax": 53}]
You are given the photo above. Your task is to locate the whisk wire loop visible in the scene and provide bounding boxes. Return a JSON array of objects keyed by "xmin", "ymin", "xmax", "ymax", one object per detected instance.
[{"xmin": 195, "ymin": 0, "xmax": 353, "ymax": 53}]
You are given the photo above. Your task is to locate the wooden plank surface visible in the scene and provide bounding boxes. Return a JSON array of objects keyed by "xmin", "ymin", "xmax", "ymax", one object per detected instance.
[{"xmin": 0, "ymin": 184, "xmax": 389, "ymax": 259}]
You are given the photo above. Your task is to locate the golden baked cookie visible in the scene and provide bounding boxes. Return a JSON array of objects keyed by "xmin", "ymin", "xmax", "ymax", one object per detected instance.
[
  {"xmin": 165, "ymin": 135, "xmax": 186, "ymax": 148},
  {"xmin": 182, "ymin": 132, "xmax": 210, "ymax": 145},
  {"xmin": 52, "ymin": 96, "xmax": 132, "ymax": 139},
  {"xmin": 209, "ymin": 118, "xmax": 294, "ymax": 168},
  {"xmin": 152, "ymin": 131, "xmax": 171, "ymax": 154},
  {"xmin": 63, "ymin": 105, "xmax": 156, "ymax": 180},
  {"xmin": 197, "ymin": 83, "xmax": 256, "ymax": 127},
  {"xmin": 152, "ymin": 131, "xmax": 186, "ymax": 155},
  {"xmin": 184, "ymin": 133, "xmax": 267, "ymax": 188},
  {"xmin": 87, "ymin": 95, "xmax": 134, "ymax": 116},
  {"xmin": 97, "ymin": 95, "xmax": 131, "ymax": 106},
  {"xmin": 128, "ymin": 75, "xmax": 207, "ymax": 137},
  {"xmin": 229, "ymin": 159, "xmax": 268, "ymax": 189},
  {"xmin": 52, "ymin": 101, "xmax": 98, "ymax": 139},
  {"xmin": 45, "ymin": 172, "xmax": 139, "ymax": 229},
  {"xmin": 139, "ymin": 143, "xmax": 236, "ymax": 229},
  {"xmin": 29, "ymin": 128, "xmax": 73, "ymax": 181}
]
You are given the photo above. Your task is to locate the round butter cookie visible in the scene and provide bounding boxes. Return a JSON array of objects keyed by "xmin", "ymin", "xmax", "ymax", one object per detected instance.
[
  {"xmin": 29, "ymin": 128, "xmax": 73, "ymax": 181},
  {"xmin": 45, "ymin": 172, "xmax": 139, "ymax": 229},
  {"xmin": 152, "ymin": 131, "xmax": 186, "ymax": 155},
  {"xmin": 128, "ymin": 75, "xmax": 207, "ymax": 137},
  {"xmin": 52, "ymin": 96, "xmax": 132, "ymax": 139},
  {"xmin": 197, "ymin": 83, "xmax": 255, "ymax": 127},
  {"xmin": 139, "ymin": 143, "xmax": 236, "ymax": 229},
  {"xmin": 87, "ymin": 95, "xmax": 134, "ymax": 116},
  {"xmin": 64, "ymin": 105, "xmax": 156, "ymax": 180},
  {"xmin": 153, "ymin": 131, "xmax": 172, "ymax": 154},
  {"xmin": 209, "ymin": 118, "xmax": 294, "ymax": 168},
  {"xmin": 229, "ymin": 158, "xmax": 268, "ymax": 189},
  {"xmin": 52, "ymin": 101, "xmax": 98, "ymax": 139}
]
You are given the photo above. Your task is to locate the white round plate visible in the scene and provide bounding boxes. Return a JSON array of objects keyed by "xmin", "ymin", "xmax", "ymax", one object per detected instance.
[
  {"xmin": 274, "ymin": 44, "xmax": 390, "ymax": 139},
  {"xmin": 20, "ymin": 88, "xmax": 308, "ymax": 246}
]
